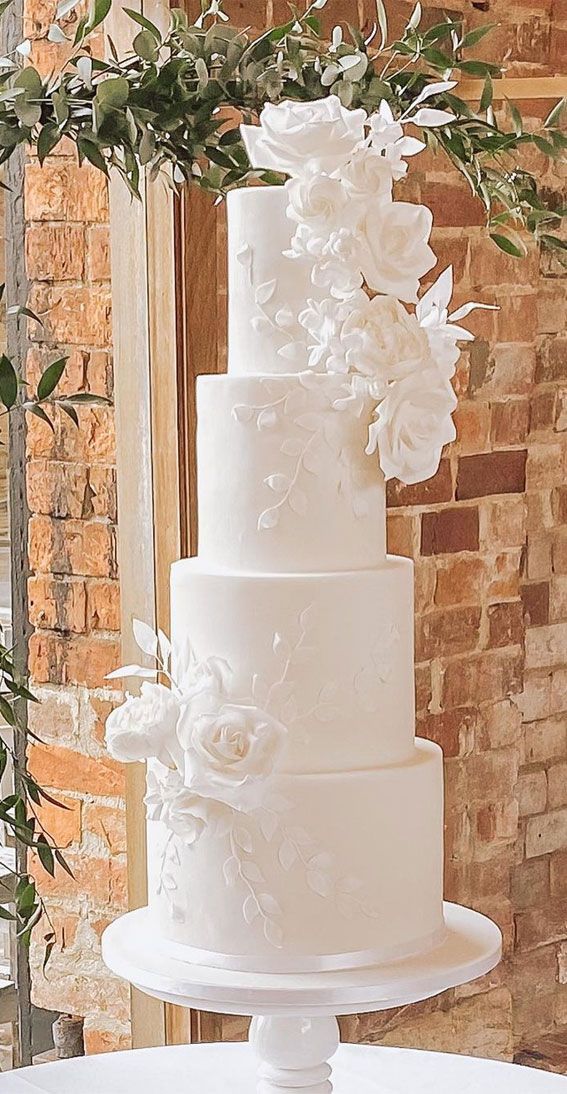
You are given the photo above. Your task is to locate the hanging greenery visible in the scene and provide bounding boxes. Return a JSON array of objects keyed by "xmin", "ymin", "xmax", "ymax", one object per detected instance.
[{"xmin": 0, "ymin": 0, "xmax": 564, "ymax": 258}]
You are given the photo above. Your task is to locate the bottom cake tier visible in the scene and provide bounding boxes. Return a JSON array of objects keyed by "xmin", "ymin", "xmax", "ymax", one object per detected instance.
[{"xmin": 146, "ymin": 739, "xmax": 445, "ymax": 973}]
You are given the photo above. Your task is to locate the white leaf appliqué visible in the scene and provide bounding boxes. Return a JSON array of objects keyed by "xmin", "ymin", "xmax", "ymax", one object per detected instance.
[
  {"xmin": 258, "ymin": 508, "xmax": 280, "ymax": 531},
  {"xmin": 232, "ymin": 404, "xmax": 255, "ymax": 423},
  {"xmin": 222, "ymin": 856, "xmax": 239, "ymax": 887},
  {"xmin": 233, "ymin": 826, "xmax": 253, "ymax": 854},
  {"xmin": 264, "ymin": 919, "xmax": 284, "ymax": 948},
  {"xmin": 255, "ymin": 279, "xmax": 277, "ymax": 306},
  {"xmin": 243, "ymin": 895, "xmax": 260, "ymax": 924},
  {"xmin": 278, "ymin": 840, "xmax": 297, "ymax": 871}
]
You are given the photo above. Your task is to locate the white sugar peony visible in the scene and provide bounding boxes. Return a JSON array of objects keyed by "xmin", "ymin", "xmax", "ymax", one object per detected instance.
[
  {"xmin": 184, "ymin": 703, "xmax": 287, "ymax": 814},
  {"xmin": 105, "ymin": 683, "xmax": 181, "ymax": 767},
  {"xmin": 286, "ymin": 171, "xmax": 347, "ymax": 232},
  {"xmin": 342, "ymin": 295, "xmax": 431, "ymax": 384},
  {"xmin": 359, "ymin": 201, "xmax": 436, "ymax": 303},
  {"xmin": 145, "ymin": 765, "xmax": 228, "ymax": 846},
  {"xmin": 366, "ymin": 368, "xmax": 457, "ymax": 484},
  {"xmin": 241, "ymin": 95, "xmax": 367, "ymax": 176}
]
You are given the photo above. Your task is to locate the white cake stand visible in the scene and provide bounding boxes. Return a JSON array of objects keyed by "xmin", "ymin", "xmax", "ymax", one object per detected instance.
[{"xmin": 103, "ymin": 902, "xmax": 501, "ymax": 1093}]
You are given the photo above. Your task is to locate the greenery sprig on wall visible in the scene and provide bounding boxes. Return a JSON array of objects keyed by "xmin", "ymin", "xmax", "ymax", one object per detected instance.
[{"xmin": 0, "ymin": 0, "xmax": 565, "ymax": 258}]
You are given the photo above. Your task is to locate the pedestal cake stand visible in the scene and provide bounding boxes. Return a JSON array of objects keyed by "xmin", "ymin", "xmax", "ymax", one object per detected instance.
[{"xmin": 103, "ymin": 902, "xmax": 502, "ymax": 1093}]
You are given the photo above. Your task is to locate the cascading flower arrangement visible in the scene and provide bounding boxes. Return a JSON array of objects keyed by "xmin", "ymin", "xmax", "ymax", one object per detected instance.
[{"xmin": 242, "ymin": 95, "xmax": 494, "ymax": 485}]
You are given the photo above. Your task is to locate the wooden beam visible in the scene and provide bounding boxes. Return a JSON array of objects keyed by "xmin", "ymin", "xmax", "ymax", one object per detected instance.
[{"xmin": 459, "ymin": 76, "xmax": 567, "ymax": 102}]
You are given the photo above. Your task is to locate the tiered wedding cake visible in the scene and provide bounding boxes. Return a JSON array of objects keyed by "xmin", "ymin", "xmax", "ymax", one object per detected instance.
[{"xmin": 106, "ymin": 97, "xmax": 487, "ymax": 975}]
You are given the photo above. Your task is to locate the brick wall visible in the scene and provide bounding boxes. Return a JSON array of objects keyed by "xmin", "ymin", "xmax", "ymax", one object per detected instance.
[
  {"xmin": 20, "ymin": 0, "xmax": 567, "ymax": 1061},
  {"xmin": 21, "ymin": 0, "xmax": 129, "ymax": 1045}
]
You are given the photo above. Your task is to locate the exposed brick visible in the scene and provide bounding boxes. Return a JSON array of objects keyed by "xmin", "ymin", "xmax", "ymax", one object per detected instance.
[
  {"xmin": 421, "ymin": 507, "xmax": 479, "ymax": 555},
  {"xmin": 417, "ymin": 606, "xmax": 481, "ymax": 661},
  {"xmin": 28, "ymin": 743, "xmax": 125, "ymax": 798},
  {"xmin": 434, "ymin": 555, "xmax": 486, "ymax": 607},
  {"xmin": 516, "ymin": 899, "xmax": 567, "ymax": 952},
  {"xmin": 25, "ymin": 161, "xmax": 109, "ymax": 223},
  {"xmin": 26, "ymin": 460, "xmax": 90, "ymax": 519},
  {"xmin": 517, "ymin": 771, "xmax": 547, "ymax": 818},
  {"xmin": 547, "ymin": 763, "xmax": 567, "ymax": 809},
  {"xmin": 453, "ymin": 401, "xmax": 491, "ymax": 455},
  {"xmin": 442, "ymin": 650, "xmax": 523, "ymax": 708},
  {"xmin": 552, "ymin": 486, "xmax": 567, "ymax": 525},
  {"xmin": 511, "ymin": 857, "xmax": 550, "ymax": 911},
  {"xmin": 36, "ymin": 793, "xmax": 81, "ymax": 848},
  {"xmin": 551, "ymin": 851, "xmax": 567, "ymax": 898},
  {"xmin": 417, "ymin": 708, "xmax": 476, "ymax": 758},
  {"xmin": 86, "ymin": 579, "xmax": 121, "ymax": 632},
  {"xmin": 419, "ymin": 180, "xmax": 486, "ymax": 228},
  {"xmin": 29, "ymin": 632, "xmax": 121, "ymax": 689},
  {"xmin": 481, "ymin": 496, "xmax": 526, "ymax": 551},
  {"xmin": 86, "ymin": 225, "xmax": 111, "ymax": 281},
  {"xmin": 28, "ymin": 284, "xmax": 112, "ymax": 347},
  {"xmin": 491, "ymin": 400, "xmax": 530, "ymax": 448},
  {"xmin": 386, "ymin": 512, "xmax": 417, "ymax": 558},
  {"xmin": 83, "ymin": 1026, "xmax": 131, "ymax": 1056},
  {"xmin": 84, "ymin": 803, "xmax": 127, "ymax": 854},
  {"xmin": 456, "ymin": 451, "xmax": 527, "ymax": 501},
  {"xmin": 536, "ymin": 336, "xmax": 567, "ymax": 385},
  {"xmin": 26, "ymin": 224, "xmax": 84, "ymax": 281},
  {"xmin": 28, "ymin": 515, "xmax": 117, "ymax": 578},
  {"xmin": 487, "ymin": 601, "xmax": 524, "ymax": 649},
  {"xmin": 530, "ymin": 388, "xmax": 557, "ymax": 433},
  {"xmin": 522, "ymin": 717, "xmax": 567, "ymax": 766},
  {"xmin": 526, "ymin": 623, "xmax": 567, "ymax": 670},
  {"xmin": 28, "ymin": 574, "xmax": 87, "ymax": 634},
  {"xmin": 526, "ymin": 809, "xmax": 567, "ymax": 858},
  {"xmin": 387, "ymin": 460, "xmax": 452, "ymax": 508},
  {"xmin": 521, "ymin": 583, "xmax": 550, "ymax": 627}
]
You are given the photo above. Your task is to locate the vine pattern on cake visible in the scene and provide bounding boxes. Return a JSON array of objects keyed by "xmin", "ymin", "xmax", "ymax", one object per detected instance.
[
  {"xmin": 105, "ymin": 616, "xmax": 379, "ymax": 947},
  {"xmin": 232, "ymin": 370, "xmax": 377, "ymax": 532}
]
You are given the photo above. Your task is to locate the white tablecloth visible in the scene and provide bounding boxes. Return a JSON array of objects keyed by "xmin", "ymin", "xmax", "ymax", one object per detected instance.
[{"xmin": 1, "ymin": 1043, "xmax": 566, "ymax": 1092}]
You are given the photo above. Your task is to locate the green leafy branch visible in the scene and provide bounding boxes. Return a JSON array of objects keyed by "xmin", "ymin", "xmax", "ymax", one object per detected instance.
[{"xmin": 0, "ymin": 0, "xmax": 563, "ymax": 257}]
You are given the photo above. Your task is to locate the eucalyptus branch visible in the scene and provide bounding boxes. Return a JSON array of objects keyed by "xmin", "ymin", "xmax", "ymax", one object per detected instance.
[{"xmin": 0, "ymin": 0, "xmax": 562, "ymax": 256}]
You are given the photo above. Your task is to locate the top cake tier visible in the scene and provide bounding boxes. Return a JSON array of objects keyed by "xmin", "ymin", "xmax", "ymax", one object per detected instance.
[{"xmin": 227, "ymin": 186, "xmax": 321, "ymax": 376}]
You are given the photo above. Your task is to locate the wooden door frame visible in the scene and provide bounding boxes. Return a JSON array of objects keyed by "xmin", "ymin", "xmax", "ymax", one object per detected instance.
[{"xmin": 108, "ymin": 19, "xmax": 567, "ymax": 1043}]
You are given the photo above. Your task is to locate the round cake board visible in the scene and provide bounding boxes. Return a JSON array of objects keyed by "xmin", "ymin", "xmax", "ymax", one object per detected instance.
[
  {"xmin": 103, "ymin": 904, "xmax": 501, "ymax": 1093},
  {"xmin": 102, "ymin": 902, "xmax": 502, "ymax": 1018}
]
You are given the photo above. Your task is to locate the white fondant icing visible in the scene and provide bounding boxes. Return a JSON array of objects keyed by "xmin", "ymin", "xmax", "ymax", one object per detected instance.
[
  {"xmin": 196, "ymin": 373, "xmax": 387, "ymax": 572},
  {"xmin": 147, "ymin": 740, "xmax": 444, "ymax": 971},
  {"xmin": 171, "ymin": 557, "xmax": 416, "ymax": 773}
]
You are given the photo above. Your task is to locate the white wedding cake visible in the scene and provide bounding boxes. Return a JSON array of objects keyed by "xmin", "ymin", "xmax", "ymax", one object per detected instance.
[{"xmin": 106, "ymin": 97, "xmax": 488, "ymax": 974}]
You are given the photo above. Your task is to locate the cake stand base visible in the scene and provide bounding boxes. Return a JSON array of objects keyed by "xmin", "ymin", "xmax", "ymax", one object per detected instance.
[{"xmin": 103, "ymin": 902, "xmax": 501, "ymax": 1093}]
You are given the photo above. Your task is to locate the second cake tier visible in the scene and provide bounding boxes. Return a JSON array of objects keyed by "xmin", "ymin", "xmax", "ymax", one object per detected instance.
[{"xmin": 172, "ymin": 557, "xmax": 416, "ymax": 772}]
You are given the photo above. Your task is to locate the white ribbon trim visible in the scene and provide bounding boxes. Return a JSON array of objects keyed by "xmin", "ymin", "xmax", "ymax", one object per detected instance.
[{"xmin": 155, "ymin": 923, "xmax": 447, "ymax": 974}]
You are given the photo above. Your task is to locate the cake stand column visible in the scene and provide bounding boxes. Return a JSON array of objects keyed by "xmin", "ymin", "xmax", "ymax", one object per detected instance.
[{"xmin": 250, "ymin": 1016, "xmax": 340, "ymax": 1093}]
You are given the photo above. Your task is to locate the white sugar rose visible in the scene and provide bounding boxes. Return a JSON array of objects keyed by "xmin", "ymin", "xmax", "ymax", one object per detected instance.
[
  {"xmin": 241, "ymin": 95, "xmax": 367, "ymax": 176},
  {"xmin": 342, "ymin": 296, "xmax": 431, "ymax": 384},
  {"xmin": 359, "ymin": 202, "xmax": 436, "ymax": 303},
  {"xmin": 342, "ymin": 148, "xmax": 395, "ymax": 199},
  {"xmin": 145, "ymin": 765, "xmax": 228, "ymax": 846},
  {"xmin": 286, "ymin": 172, "xmax": 347, "ymax": 232},
  {"xmin": 367, "ymin": 368, "xmax": 457, "ymax": 485},
  {"xmin": 105, "ymin": 683, "xmax": 181, "ymax": 767},
  {"xmin": 184, "ymin": 704, "xmax": 287, "ymax": 814}
]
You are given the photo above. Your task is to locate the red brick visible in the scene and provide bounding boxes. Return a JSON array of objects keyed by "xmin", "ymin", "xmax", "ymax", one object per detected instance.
[
  {"xmin": 453, "ymin": 401, "xmax": 491, "ymax": 455},
  {"xmin": 482, "ymin": 496, "xmax": 526, "ymax": 550},
  {"xmin": 421, "ymin": 507, "xmax": 479, "ymax": 555},
  {"xmin": 417, "ymin": 708, "xmax": 476, "ymax": 758},
  {"xmin": 26, "ymin": 345, "xmax": 113, "ymax": 400},
  {"xmin": 511, "ymin": 858, "xmax": 550, "ymax": 911},
  {"xmin": 494, "ymin": 293, "xmax": 538, "ymax": 344},
  {"xmin": 456, "ymin": 451, "xmax": 527, "ymax": 500},
  {"xmin": 87, "ymin": 226, "xmax": 111, "ymax": 281},
  {"xmin": 417, "ymin": 606, "xmax": 481, "ymax": 660},
  {"xmin": 469, "ymin": 235, "xmax": 540, "ymax": 290},
  {"xmin": 28, "ymin": 515, "xmax": 117, "ymax": 578},
  {"xmin": 487, "ymin": 601, "xmax": 524, "ymax": 648},
  {"xmin": 86, "ymin": 579, "xmax": 121, "ymax": 632},
  {"xmin": 387, "ymin": 460, "xmax": 453, "ymax": 508},
  {"xmin": 442, "ymin": 649, "xmax": 523, "ymax": 707},
  {"xmin": 28, "ymin": 284, "xmax": 112, "ymax": 347},
  {"xmin": 84, "ymin": 803, "xmax": 127, "ymax": 854},
  {"xmin": 386, "ymin": 512, "xmax": 417, "ymax": 558},
  {"xmin": 419, "ymin": 180, "xmax": 486, "ymax": 228},
  {"xmin": 552, "ymin": 487, "xmax": 567, "ymax": 526},
  {"xmin": 521, "ymin": 582, "xmax": 550, "ymax": 627},
  {"xmin": 434, "ymin": 555, "xmax": 487, "ymax": 607},
  {"xmin": 27, "ymin": 460, "xmax": 89, "ymax": 519},
  {"xmin": 536, "ymin": 336, "xmax": 567, "ymax": 385},
  {"xmin": 26, "ymin": 224, "xmax": 84, "ymax": 281},
  {"xmin": 491, "ymin": 400, "xmax": 530, "ymax": 448},
  {"xmin": 29, "ymin": 742, "xmax": 125, "ymax": 798},
  {"xmin": 29, "ymin": 632, "xmax": 121, "ymax": 689},
  {"xmin": 84, "ymin": 1027, "xmax": 131, "ymax": 1055},
  {"xmin": 25, "ymin": 161, "xmax": 108, "ymax": 223},
  {"xmin": 28, "ymin": 574, "xmax": 87, "ymax": 633},
  {"xmin": 36, "ymin": 793, "xmax": 81, "ymax": 848},
  {"xmin": 415, "ymin": 663, "xmax": 432, "ymax": 716},
  {"xmin": 530, "ymin": 389, "xmax": 557, "ymax": 433},
  {"xmin": 88, "ymin": 467, "xmax": 117, "ymax": 522}
]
